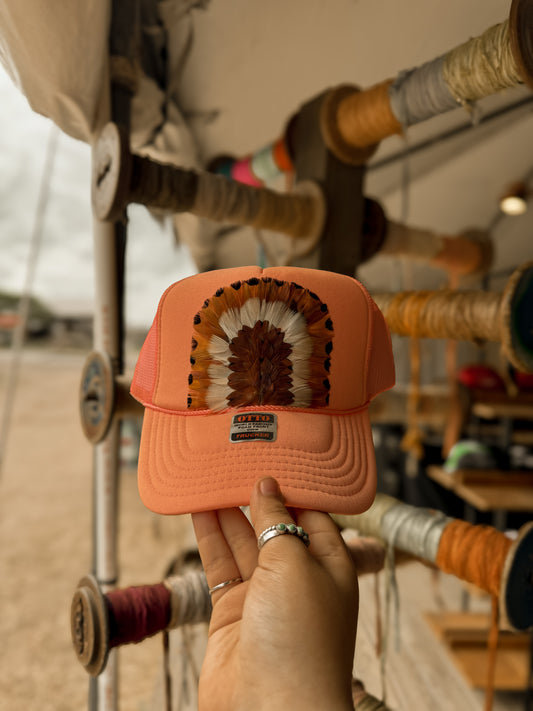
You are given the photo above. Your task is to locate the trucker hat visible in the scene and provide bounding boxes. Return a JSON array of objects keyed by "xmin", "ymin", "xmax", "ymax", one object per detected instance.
[{"xmin": 131, "ymin": 266, "xmax": 395, "ymax": 515}]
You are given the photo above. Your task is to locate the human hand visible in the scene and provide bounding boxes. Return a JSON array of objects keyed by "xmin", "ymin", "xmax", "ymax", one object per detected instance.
[{"xmin": 192, "ymin": 476, "xmax": 358, "ymax": 711}]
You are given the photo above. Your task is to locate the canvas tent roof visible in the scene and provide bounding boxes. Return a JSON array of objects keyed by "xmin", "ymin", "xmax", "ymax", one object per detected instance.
[{"xmin": 1, "ymin": 0, "xmax": 532, "ymax": 280}]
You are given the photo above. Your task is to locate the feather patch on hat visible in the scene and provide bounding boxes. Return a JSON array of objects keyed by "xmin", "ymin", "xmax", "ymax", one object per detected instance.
[{"xmin": 188, "ymin": 277, "xmax": 334, "ymax": 411}]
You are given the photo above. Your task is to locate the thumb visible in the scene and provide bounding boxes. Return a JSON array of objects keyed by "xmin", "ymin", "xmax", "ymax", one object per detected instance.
[{"xmin": 249, "ymin": 477, "xmax": 308, "ymax": 556}]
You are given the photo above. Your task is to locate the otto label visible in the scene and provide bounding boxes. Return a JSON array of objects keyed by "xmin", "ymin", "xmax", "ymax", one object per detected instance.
[{"xmin": 229, "ymin": 412, "xmax": 277, "ymax": 442}]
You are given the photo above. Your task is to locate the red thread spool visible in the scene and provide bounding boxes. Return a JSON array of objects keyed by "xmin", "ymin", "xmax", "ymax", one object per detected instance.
[
  {"xmin": 106, "ymin": 583, "xmax": 171, "ymax": 648},
  {"xmin": 71, "ymin": 576, "xmax": 173, "ymax": 676}
]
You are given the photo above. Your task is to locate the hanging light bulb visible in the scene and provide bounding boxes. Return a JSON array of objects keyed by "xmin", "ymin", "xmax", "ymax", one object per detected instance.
[{"xmin": 499, "ymin": 181, "xmax": 529, "ymax": 216}]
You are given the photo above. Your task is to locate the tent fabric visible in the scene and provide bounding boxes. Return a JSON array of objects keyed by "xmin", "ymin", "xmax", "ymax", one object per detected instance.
[
  {"xmin": 0, "ymin": 0, "xmax": 218, "ymax": 270},
  {"xmin": 0, "ymin": 2, "xmax": 112, "ymax": 142}
]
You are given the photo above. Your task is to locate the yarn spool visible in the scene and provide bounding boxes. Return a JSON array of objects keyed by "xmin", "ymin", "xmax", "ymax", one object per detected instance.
[
  {"xmin": 345, "ymin": 536, "xmax": 386, "ymax": 575},
  {"xmin": 79, "ymin": 350, "xmax": 143, "ymax": 444},
  {"xmin": 366, "ymin": 199, "xmax": 493, "ymax": 276},
  {"xmin": 379, "ymin": 219, "xmax": 493, "ymax": 277},
  {"xmin": 208, "ymin": 128, "xmax": 294, "ymax": 186},
  {"xmin": 325, "ymin": 0, "xmax": 533, "ymax": 163},
  {"xmin": 71, "ymin": 571, "xmax": 211, "ymax": 676},
  {"xmin": 372, "ymin": 261, "xmax": 533, "ymax": 373},
  {"xmin": 333, "ymin": 496, "xmax": 533, "ymax": 631},
  {"xmin": 231, "ymin": 156, "xmax": 263, "ymax": 187},
  {"xmin": 508, "ymin": 0, "xmax": 533, "ymax": 91},
  {"xmin": 71, "ymin": 536, "xmax": 385, "ymax": 676},
  {"xmin": 436, "ymin": 519, "xmax": 533, "ymax": 631},
  {"xmin": 92, "ymin": 122, "xmax": 325, "ymax": 242}
]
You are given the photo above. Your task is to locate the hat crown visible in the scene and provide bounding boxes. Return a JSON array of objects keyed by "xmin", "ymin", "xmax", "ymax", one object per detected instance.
[{"xmin": 131, "ymin": 266, "xmax": 395, "ymax": 414}]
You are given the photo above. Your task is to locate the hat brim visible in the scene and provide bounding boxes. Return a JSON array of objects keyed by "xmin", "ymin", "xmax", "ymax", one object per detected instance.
[{"xmin": 137, "ymin": 407, "xmax": 377, "ymax": 515}]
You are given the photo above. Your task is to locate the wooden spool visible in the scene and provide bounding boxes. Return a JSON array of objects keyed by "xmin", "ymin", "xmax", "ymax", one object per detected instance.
[
  {"xmin": 319, "ymin": 84, "xmax": 380, "ymax": 165},
  {"xmin": 71, "ymin": 575, "xmax": 110, "ymax": 677},
  {"xmin": 509, "ymin": 0, "xmax": 533, "ymax": 90},
  {"xmin": 79, "ymin": 350, "xmax": 143, "ymax": 444},
  {"xmin": 499, "ymin": 261, "xmax": 533, "ymax": 374},
  {"xmin": 364, "ymin": 197, "xmax": 494, "ymax": 276},
  {"xmin": 327, "ymin": 0, "xmax": 533, "ymax": 162},
  {"xmin": 71, "ymin": 569, "xmax": 212, "ymax": 676},
  {"xmin": 91, "ymin": 122, "xmax": 132, "ymax": 224},
  {"xmin": 79, "ymin": 351, "xmax": 115, "ymax": 444},
  {"xmin": 91, "ymin": 122, "xmax": 326, "ymax": 243},
  {"xmin": 70, "ymin": 536, "xmax": 387, "ymax": 678},
  {"xmin": 373, "ymin": 261, "xmax": 533, "ymax": 373},
  {"xmin": 334, "ymin": 504, "xmax": 533, "ymax": 631},
  {"xmin": 287, "ymin": 87, "xmax": 367, "ymax": 275},
  {"xmin": 500, "ymin": 521, "xmax": 533, "ymax": 630}
]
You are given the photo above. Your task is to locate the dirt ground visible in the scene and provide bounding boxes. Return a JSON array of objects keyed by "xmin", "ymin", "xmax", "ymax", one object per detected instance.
[
  {"xmin": 0, "ymin": 347, "xmax": 196, "ymax": 711},
  {"xmin": 0, "ymin": 346, "xmax": 527, "ymax": 711}
]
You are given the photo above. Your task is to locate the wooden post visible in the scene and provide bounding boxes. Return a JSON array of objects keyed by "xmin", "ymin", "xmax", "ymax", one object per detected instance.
[{"xmin": 287, "ymin": 87, "xmax": 368, "ymax": 277}]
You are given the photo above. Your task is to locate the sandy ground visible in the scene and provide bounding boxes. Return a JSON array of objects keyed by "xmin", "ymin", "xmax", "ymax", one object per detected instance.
[
  {"xmin": 0, "ymin": 346, "xmax": 528, "ymax": 710},
  {"xmin": 0, "ymin": 347, "xmax": 196, "ymax": 711}
]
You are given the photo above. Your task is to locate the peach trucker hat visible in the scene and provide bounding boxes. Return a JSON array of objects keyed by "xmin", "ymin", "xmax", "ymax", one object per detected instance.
[{"xmin": 131, "ymin": 266, "xmax": 395, "ymax": 515}]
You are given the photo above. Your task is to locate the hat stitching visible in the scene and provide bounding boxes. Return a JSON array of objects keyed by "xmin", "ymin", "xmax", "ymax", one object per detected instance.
[
  {"xmin": 155, "ymin": 410, "xmax": 367, "ymax": 478},
  {"xmin": 137, "ymin": 399, "xmax": 372, "ymax": 417},
  {"xmin": 141, "ymin": 410, "xmax": 370, "ymax": 496}
]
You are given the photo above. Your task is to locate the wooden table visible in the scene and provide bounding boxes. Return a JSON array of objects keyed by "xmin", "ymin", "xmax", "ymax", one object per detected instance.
[
  {"xmin": 426, "ymin": 466, "xmax": 533, "ymax": 514},
  {"xmin": 425, "ymin": 612, "xmax": 532, "ymax": 691}
]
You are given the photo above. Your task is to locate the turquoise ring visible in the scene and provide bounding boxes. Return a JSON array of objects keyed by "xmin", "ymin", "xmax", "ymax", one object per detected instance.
[{"xmin": 257, "ymin": 523, "xmax": 310, "ymax": 550}]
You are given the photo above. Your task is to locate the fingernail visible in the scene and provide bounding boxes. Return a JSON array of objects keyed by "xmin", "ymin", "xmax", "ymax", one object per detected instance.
[{"xmin": 259, "ymin": 477, "xmax": 280, "ymax": 497}]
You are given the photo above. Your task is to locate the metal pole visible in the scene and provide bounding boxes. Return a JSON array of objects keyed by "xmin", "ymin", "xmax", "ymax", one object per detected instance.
[{"xmin": 90, "ymin": 204, "xmax": 126, "ymax": 711}]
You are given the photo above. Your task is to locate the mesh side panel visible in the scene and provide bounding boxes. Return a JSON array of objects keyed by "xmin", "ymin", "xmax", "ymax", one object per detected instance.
[
  {"xmin": 131, "ymin": 322, "xmax": 158, "ymax": 403},
  {"xmin": 365, "ymin": 302, "xmax": 395, "ymax": 401}
]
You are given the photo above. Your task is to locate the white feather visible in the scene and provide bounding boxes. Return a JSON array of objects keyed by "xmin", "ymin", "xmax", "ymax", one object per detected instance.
[
  {"xmin": 208, "ymin": 363, "xmax": 231, "ymax": 381},
  {"xmin": 208, "ymin": 335, "xmax": 232, "ymax": 364},
  {"xmin": 273, "ymin": 304, "xmax": 302, "ymax": 335},
  {"xmin": 205, "ymin": 383, "xmax": 232, "ymax": 411},
  {"xmin": 218, "ymin": 307, "xmax": 241, "ymax": 341},
  {"xmin": 290, "ymin": 384, "xmax": 312, "ymax": 408},
  {"xmin": 260, "ymin": 300, "xmax": 286, "ymax": 326},
  {"xmin": 239, "ymin": 297, "xmax": 261, "ymax": 329}
]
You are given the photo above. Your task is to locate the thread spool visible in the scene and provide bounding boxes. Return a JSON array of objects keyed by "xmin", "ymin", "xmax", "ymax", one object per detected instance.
[
  {"xmin": 79, "ymin": 350, "xmax": 144, "ymax": 444},
  {"xmin": 231, "ymin": 156, "xmax": 263, "ymax": 187},
  {"xmin": 333, "ymin": 497, "xmax": 533, "ymax": 631},
  {"xmin": 378, "ymin": 218, "xmax": 493, "ymax": 277},
  {"xmin": 249, "ymin": 146, "xmax": 277, "ymax": 184},
  {"xmin": 372, "ymin": 261, "xmax": 533, "ymax": 373},
  {"xmin": 207, "ymin": 154, "xmax": 234, "ymax": 180},
  {"xmin": 71, "ymin": 533, "xmax": 385, "ymax": 677},
  {"xmin": 509, "ymin": 0, "xmax": 533, "ymax": 90},
  {"xmin": 71, "ymin": 571, "xmax": 211, "ymax": 676},
  {"xmin": 209, "ymin": 132, "xmax": 294, "ymax": 187},
  {"xmin": 92, "ymin": 122, "xmax": 325, "ymax": 242},
  {"xmin": 325, "ymin": 0, "xmax": 533, "ymax": 163},
  {"xmin": 345, "ymin": 536, "xmax": 386, "ymax": 575},
  {"xmin": 320, "ymin": 84, "xmax": 381, "ymax": 165},
  {"xmin": 272, "ymin": 134, "xmax": 294, "ymax": 173}
]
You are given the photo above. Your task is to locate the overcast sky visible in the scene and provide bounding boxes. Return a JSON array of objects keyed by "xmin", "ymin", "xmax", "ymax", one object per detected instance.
[{"xmin": 0, "ymin": 69, "xmax": 196, "ymax": 329}]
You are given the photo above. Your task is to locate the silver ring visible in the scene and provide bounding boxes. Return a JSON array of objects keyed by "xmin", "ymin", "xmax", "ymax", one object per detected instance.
[
  {"xmin": 257, "ymin": 523, "xmax": 310, "ymax": 550},
  {"xmin": 208, "ymin": 576, "xmax": 243, "ymax": 595}
]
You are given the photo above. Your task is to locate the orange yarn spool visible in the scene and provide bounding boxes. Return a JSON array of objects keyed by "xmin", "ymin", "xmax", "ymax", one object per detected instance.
[
  {"xmin": 336, "ymin": 79, "xmax": 403, "ymax": 149},
  {"xmin": 272, "ymin": 135, "xmax": 294, "ymax": 173},
  {"xmin": 436, "ymin": 521, "xmax": 515, "ymax": 711},
  {"xmin": 431, "ymin": 232, "xmax": 493, "ymax": 276},
  {"xmin": 435, "ymin": 519, "xmax": 512, "ymax": 597}
]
